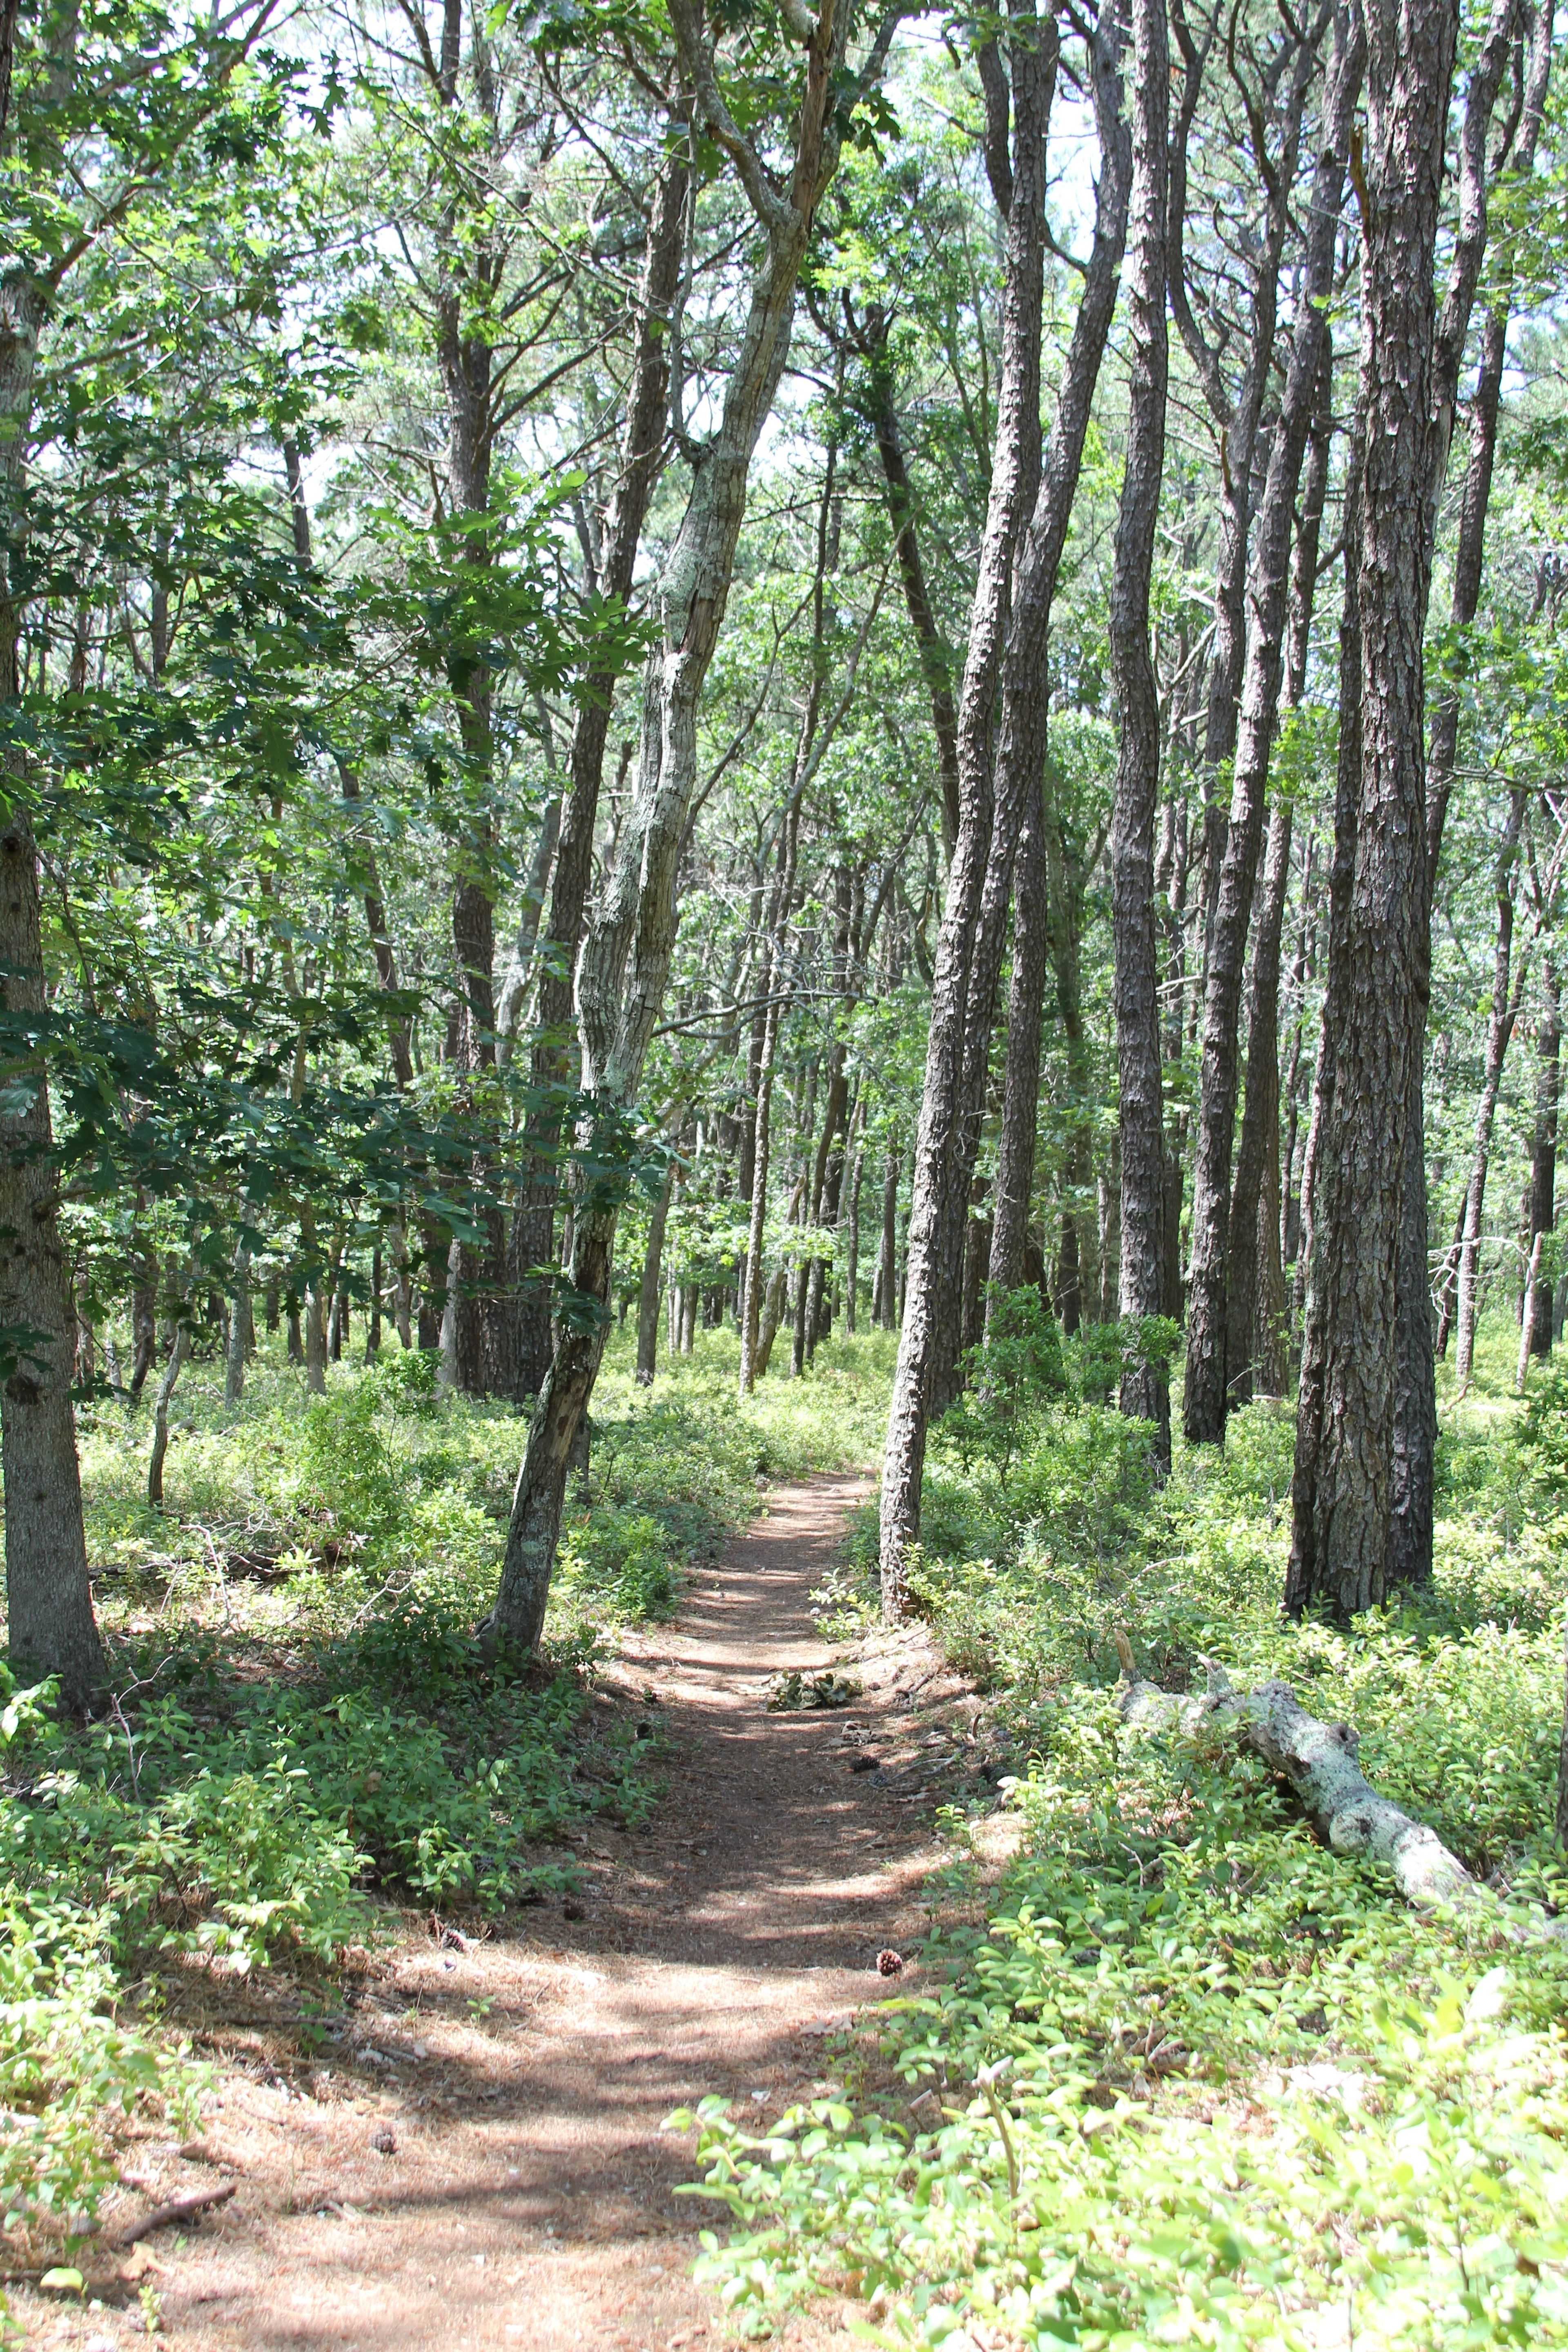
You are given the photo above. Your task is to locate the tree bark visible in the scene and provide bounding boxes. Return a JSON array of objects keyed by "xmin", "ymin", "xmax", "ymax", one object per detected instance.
[
  {"xmin": 1288, "ymin": 0, "xmax": 1459, "ymax": 1620},
  {"xmin": 1183, "ymin": 13, "xmax": 1361, "ymax": 1442},
  {"xmin": 987, "ymin": 771, "xmax": 1049, "ymax": 1305},
  {"xmin": 1120, "ymin": 1664, "xmax": 1477, "ymax": 1913},
  {"xmin": 1109, "ymin": 0, "xmax": 1170, "ymax": 1458}
]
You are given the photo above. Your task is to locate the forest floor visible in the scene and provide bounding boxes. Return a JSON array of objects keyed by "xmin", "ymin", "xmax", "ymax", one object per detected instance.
[{"xmin": 22, "ymin": 1470, "xmax": 988, "ymax": 2352}]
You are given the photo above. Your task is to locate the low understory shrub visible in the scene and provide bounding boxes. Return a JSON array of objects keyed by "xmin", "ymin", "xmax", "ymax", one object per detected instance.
[{"xmin": 683, "ymin": 1314, "xmax": 1568, "ymax": 2347}]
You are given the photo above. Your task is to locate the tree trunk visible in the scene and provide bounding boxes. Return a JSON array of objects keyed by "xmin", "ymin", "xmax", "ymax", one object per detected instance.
[
  {"xmin": 1526, "ymin": 949, "xmax": 1561, "ymax": 1359},
  {"xmin": 147, "ymin": 1319, "xmax": 189, "ymax": 1509},
  {"xmin": 479, "ymin": 0, "xmax": 875, "ymax": 1648},
  {"xmin": 512, "ymin": 147, "xmax": 690, "ymax": 1400},
  {"xmin": 877, "ymin": 1145, "xmax": 899, "ymax": 1329},
  {"xmin": 1287, "ymin": 0, "xmax": 1459, "ymax": 1620},
  {"xmin": 879, "ymin": 9, "xmax": 1053, "ymax": 1605},
  {"xmin": 862, "ymin": 334, "xmax": 962, "ymax": 859},
  {"xmin": 1109, "ymin": 0, "xmax": 1169, "ymax": 1458},
  {"xmin": 367, "ymin": 1242, "xmax": 383, "ymax": 1359},
  {"xmin": 880, "ymin": 1, "xmax": 1129, "ymax": 1607},
  {"xmin": 637, "ymin": 1160, "xmax": 675, "ymax": 1386},
  {"xmin": 1388, "ymin": 0, "xmax": 1544, "ymax": 1584},
  {"xmin": 1183, "ymin": 18, "xmax": 1361, "ymax": 1441},
  {"xmin": 304, "ymin": 1276, "xmax": 327, "ymax": 1396},
  {"xmin": 1454, "ymin": 790, "xmax": 1529, "ymax": 1393},
  {"xmin": 988, "ymin": 773, "xmax": 1049, "ymax": 1303},
  {"xmin": 223, "ymin": 1245, "xmax": 251, "ymax": 1409},
  {"xmin": 846, "ymin": 1110, "xmax": 865, "ymax": 1336},
  {"xmin": 0, "ymin": 818, "xmax": 104, "ymax": 1705}
]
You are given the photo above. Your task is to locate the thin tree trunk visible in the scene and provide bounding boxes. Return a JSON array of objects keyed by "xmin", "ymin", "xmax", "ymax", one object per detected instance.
[
  {"xmin": 1109, "ymin": 0, "xmax": 1170, "ymax": 1457},
  {"xmin": 1288, "ymin": 0, "xmax": 1460, "ymax": 1619},
  {"xmin": 147, "ymin": 1319, "xmax": 189, "ymax": 1509},
  {"xmin": 988, "ymin": 773, "xmax": 1049, "ymax": 1303},
  {"xmin": 367, "ymin": 1242, "xmax": 382, "ymax": 1359},
  {"xmin": 1184, "ymin": 17, "xmax": 1361, "ymax": 1441},
  {"xmin": 861, "ymin": 335, "xmax": 962, "ymax": 859},
  {"xmin": 877, "ymin": 1144, "xmax": 899, "ymax": 1329},
  {"xmin": 223, "ymin": 1245, "xmax": 251, "ymax": 1409},
  {"xmin": 846, "ymin": 1104, "xmax": 865, "ymax": 1335},
  {"xmin": 1455, "ymin": 791, "xmax": 1530, "ymax": 1392},
  {"xmin": 1526, "ymin": 948, "xmax": 1561, "ymax": 1359},
  {"xmin": 637, "ymin": 1160, "xmax": 675, "ymax": 1385}
]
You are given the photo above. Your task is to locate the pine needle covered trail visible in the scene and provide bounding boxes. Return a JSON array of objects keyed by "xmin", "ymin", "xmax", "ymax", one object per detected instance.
[{"xmin": 97, "ymin": 1477, "xmax": 934, "ymax": 2352}]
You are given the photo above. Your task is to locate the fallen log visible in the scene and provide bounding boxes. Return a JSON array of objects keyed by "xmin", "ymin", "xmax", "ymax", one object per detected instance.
[{"xmin": 1114, "ymin": 1639, "xmax": 1477, "ymax": 1913}]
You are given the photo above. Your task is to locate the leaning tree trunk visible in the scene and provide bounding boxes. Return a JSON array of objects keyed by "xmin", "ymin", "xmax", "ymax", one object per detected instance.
[
  {"xmin": 880, "ymin": 0, "xmax": 1129, "ymax": 1606},
  {"xmin": 1288, "ymin": 0, "xmax": 1459, "ymax": 1621},
  {"xmin": 1108, "ymin": 0, "xmax": 1170, "ymax": 1459},
  {"xmin": 512, "ymin": 149, "xmax": 689, "ymax": 1399},
  {"xmin": 478, "ymin": 0, "xmax": 887, "ymax": 1650},
  {"xmin": 1183, "ymin": 12, "xmax": 1361, "ymax": 1443}
]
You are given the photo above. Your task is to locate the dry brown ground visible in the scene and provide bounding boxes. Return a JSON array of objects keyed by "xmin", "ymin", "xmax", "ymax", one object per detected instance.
[{"xmin": 14, "ymin": 1473, "xmax": 998, "ymax": 2352}]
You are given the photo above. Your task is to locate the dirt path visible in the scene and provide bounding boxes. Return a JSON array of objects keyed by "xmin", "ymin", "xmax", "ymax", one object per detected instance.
[{"xmin": 46, "ymin": 1473, "xmax": 954, "ymax": 2352}]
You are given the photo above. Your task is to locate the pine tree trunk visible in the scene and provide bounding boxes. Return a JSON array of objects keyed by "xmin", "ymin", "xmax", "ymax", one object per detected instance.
[
  {"xmin": 879, "ymin": 12, "xmax": 1052, "ymax": 1606},
  {"xmin": 877, "ymin": 1145, "xmax": 899, "ymax": 1329},
  {"xmin": 1288, "ymin": 0, "xmax": 1459, "ymax": 1619},
  {"xmin": 1109, "ymin": 0, "xmax": 1170, "ymax": 1459}
]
